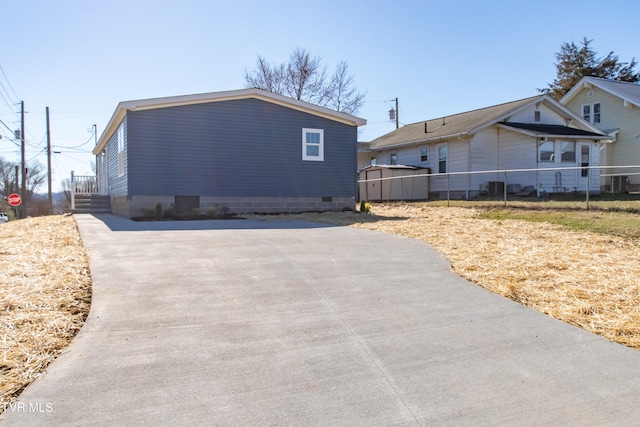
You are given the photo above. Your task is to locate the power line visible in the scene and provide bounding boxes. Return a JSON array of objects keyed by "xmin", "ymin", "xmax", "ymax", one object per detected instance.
[
  {"xmin": 0, "ymin": 65, "xmax": 20, "ymax": 100},
  {"xmin": 55, "ymin": 128, "xmax": 95, "ymax": 149}
]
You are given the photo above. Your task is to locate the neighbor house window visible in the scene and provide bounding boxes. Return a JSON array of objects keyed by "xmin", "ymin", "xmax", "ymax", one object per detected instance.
[
  {"xmin": 539, "ymin": 140, "xmax": 555, "ymax": 162},
  {"xmin": 437, "ymin": 144, "xmax": 447, "ymax": 173},
  {"xmin": 370, "ymin": 157, "xmax": 377, "ymax": 166},
  {"xmin": 582, "ymin": 103, "xmax": 601, "ymax": 124},
  {"xmin": 117, "ymin": 123, "xmax": 125, "ymax": 176},
  {"xmin": 419, "ymin": 146, "xmax": 429, "ymax": 162},
  {"xmin": 560, "ymin": 141, "xmax": 576, "ymax": 162},
  {"xmin": 534, "ymin": 111, "xmax": 541, "ymax": 122},
  {"xmin": 593, "ymin": 102, "xmax": 601, "ymax": 123},
  {"xmin": 390, "ymin": 152, "xmax": 397, "ymax": 165},
  {"xmin": 302, "ymin": 128, "xmax": 324, "ymax": 161},
  {"xmin": 582, "ymin": 104, "xmax": 591, "ymax": 122}
]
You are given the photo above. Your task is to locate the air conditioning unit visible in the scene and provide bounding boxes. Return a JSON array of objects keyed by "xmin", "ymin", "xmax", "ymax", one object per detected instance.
[{"xmin": 611, "ymin": 176, "xmax": 629, "ymax": 193}]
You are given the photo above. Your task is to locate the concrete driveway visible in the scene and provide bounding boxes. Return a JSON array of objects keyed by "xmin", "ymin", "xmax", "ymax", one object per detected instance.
[{"xmin": 3, "ymin": 213, "xmax": 640, "ymax": 425}]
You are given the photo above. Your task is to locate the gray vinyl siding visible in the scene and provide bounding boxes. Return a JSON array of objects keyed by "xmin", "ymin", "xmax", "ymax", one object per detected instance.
[
  {"xmin": 105, "ymin": 117, "xmax": 128, "ymax": 197},
  {"xmin": 126, "ymin": 98, "xmax": 357, "ymax": 198}
]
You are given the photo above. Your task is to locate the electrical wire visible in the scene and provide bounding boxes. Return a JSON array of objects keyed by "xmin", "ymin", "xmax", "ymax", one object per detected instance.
[
  {"xmin": 0, "ymin": 65, "xmax": 20, "ymax": 101},
  {"xmin": 54, "ymin": 129, "xmax": 96, "ymax": 150}
]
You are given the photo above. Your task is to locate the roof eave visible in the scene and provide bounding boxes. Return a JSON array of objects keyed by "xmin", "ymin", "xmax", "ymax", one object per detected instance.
[
  {"xmin": 496, "ymin": 123, "xmax": 610, "ymax": 141},
  {"xmin": 93, "ymin": 88, "xmax": 367, "ymax": 155},
  {"xmin": 560, "ymin": 77, "xmax": 640, "ymax": 108},
  {"xmin": 370, "ymin": 132, "xmax": 469, "ymax": 151}
]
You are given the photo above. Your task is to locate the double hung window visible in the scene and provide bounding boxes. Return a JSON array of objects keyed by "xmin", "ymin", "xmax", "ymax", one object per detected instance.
[{"xmin": 302, "ymin": 128, "xmax": 324, "ymax": 161}]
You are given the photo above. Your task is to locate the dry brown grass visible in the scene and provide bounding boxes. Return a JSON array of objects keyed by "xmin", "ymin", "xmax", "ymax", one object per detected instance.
[
  {"xmin": 0, "ymin": 214, "xmax": 91, "ymax": 409},
  {"xmin": 246, "ymin": 204, "xmax": 640, "ymax": 350}
]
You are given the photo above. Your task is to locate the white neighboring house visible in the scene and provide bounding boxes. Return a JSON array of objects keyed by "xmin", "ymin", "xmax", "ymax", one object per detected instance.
[
  {"xmin": 359, "ymin": 95, "xmax": 609, "ymax": 199},
  {"xmin": 560, "ymin": 77, "xmax": 640, "ymax": 190}
]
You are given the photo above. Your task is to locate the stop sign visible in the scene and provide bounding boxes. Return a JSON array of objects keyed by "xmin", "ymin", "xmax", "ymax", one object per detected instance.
[{"xmin": 8, "ymin": 193, "xmax": 22, "ymax": 207}]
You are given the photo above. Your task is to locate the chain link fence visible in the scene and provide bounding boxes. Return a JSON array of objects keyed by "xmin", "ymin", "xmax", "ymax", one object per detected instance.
[{"xmin": 358, "ymin": 165, "xmax": 640, "ymax": 211}]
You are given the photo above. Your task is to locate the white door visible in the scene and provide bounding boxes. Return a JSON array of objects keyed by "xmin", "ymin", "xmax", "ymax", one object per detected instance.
[{"xmin": 578, "ymin": 143, "xmax": 590, "ymax": 191}]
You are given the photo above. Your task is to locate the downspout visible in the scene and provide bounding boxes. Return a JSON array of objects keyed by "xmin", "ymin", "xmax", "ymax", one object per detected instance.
[{"xmin": 465, "ymin": 135, "xmax": 471, "ymax": 199}]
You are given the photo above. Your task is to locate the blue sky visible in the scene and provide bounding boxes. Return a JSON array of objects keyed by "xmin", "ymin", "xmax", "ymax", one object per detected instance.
[{"xmin": 1, "ymin": 0, "xmax": 638, "ymax": 192}]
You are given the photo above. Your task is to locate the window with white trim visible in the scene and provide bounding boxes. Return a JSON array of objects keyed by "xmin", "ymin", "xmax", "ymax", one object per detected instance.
[
  {"xmin": 560, "ymin": 141, "xmax": 576, "ymax": 162},
  {"xmin": 419, "ymin": 146, "xmax": 429, "ymax": 162},
  {"xmin": 302, "ymin": 128, "xmax": 324, "ymax": 161},
  {"xmin": 538, "ymin": 140, "xmax": 555, "ymax": 162},
  {"xmin": 370, "ymin": 157, "xmax": 377, "ymax": 166},
  {"xmin": 437, "ymin": 144, "xmax": 447, "ymax": 173},
  {"xmin": 389, "ymin": 152, "xmax": 398, "ymax": 165},
  {"xmin": 117, "ymin": 123, "xmax": 125, "ymax": 176},
  {"xmin": 582, "ymin": 102, "xmax": 601, "ymax": 124}
]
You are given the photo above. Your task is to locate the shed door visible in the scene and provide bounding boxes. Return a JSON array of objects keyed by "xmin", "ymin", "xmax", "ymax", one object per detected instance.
[{"xmin": 366, "ymin": 169, "xmax": 382, "ymax": 201}]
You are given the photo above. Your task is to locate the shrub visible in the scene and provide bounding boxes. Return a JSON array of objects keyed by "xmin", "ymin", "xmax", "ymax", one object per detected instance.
[
  {"xmin": 359, "ymin": 201, "xmax": 372, "ymax": 213},
  {"xmin": 206, "ymin": 208, "xmax": 217, "ymax": 219},
  {"xmin": 141, "ymin": 208, "xmax": 156, "ymax": 218}
]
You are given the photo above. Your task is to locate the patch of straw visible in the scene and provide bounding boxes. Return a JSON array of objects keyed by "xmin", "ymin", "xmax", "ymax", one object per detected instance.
[{"xmin": 0, "ymin": 214, "xmax": 91, "ymax": 410}]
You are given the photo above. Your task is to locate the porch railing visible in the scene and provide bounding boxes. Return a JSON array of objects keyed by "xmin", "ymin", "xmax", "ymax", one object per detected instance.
[{"xmin": 70, "ymin": 172, "xmax": 98, "ymax": 210}]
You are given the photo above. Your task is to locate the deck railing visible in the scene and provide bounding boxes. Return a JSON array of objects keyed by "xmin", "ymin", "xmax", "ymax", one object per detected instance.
[{"xmin": 70, "ymin": 172, "xmax": 98, "ymax": 210}]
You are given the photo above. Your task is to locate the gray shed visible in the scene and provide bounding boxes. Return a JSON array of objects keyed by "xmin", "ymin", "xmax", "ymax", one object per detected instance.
[{"xmin": 358, "ymin": 165, "xmax": 429, "ymax": 201}]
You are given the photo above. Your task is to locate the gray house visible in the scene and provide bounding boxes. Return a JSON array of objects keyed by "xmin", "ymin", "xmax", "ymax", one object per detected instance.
[{"xmin": 93, "ymin": 88, "xmax": 366, "ymax": 217}]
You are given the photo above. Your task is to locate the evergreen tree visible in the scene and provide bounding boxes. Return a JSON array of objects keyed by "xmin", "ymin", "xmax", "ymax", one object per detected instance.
[{"xmin": 541, "ymin": 38, "xmax": 640, "ymax": 99}]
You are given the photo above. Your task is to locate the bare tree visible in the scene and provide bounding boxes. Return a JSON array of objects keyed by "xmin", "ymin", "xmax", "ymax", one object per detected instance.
[
  {"xmin": 326, "ymin": 61, "xmax": 366, "ymax": 115},
  {"xmin": 0, "ymin": 157, "xmax": 19, "ymax": 198},
  {"xmin": 244, "ymin": 48, "xmax": 366, "ymax": 115},
  {"xmin": 243, "ymin": 56, "xmax": 285, "ymax": 94},
  {"xmin": 0, "ymin": 157, "xmax": 47, "ymax": 216}
]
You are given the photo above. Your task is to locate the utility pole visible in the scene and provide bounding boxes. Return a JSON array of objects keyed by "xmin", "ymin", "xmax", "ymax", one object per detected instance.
[
  {"xmin": 395, "ymin": 97, "xmax": 399, "ymax": 130},
  {"xmin": 46, "ymin": 106, "xmax": 52, "ymax": 214},
  {"xmin": 20, "ymin": 101, "xmax": 25, "ymax": 219},
  {"xmin": 14, "ymin": 165, "xmax": 19, "ymax": 218},
  {"xmin": 388, "ymin": 98, "xmax": 399, "ymax": 130}
]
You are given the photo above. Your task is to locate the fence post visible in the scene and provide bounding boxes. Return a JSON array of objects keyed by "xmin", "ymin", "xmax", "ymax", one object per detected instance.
[
  {"xmin": 503, "ymin": 170, "xmax": 508, "ymax": 208},
  {"xmin": 586, "ymin": 166, "xmax": 590, "ymax": 210},
  {"xmin": 70, "ymin": 171, "xmax": 75, "ymax": 211}
]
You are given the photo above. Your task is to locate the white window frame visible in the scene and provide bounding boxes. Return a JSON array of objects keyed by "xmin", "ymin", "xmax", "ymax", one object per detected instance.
[
  {"xmin": 419, "ymin": 146, "xmax": 429, "ymax": 162},
  {"xmin": 593, "ymin": 102, "xmax": 601, "ymax": 123},
  {"xmin": 538, "ymin": 139, "xmax": 555, "ymax": 162},
  {"xmin": 581, "ymin": 104, "xmax": 591, "ymax": 123},
  {"xmin": 437, "ymin": 143, "xmax": 447, "ymax": 173},
  {"xmin": 302, "ymin": 128, "xmax": 324, "ymax": 161},
  {"xmin": 560, "ymin": 141, "xmax": 576, "ymax": 162},
  {"xmin": 117, "ymin": 123, "xmax": 125, "ymax": 177},
  {"xmin": 389, "ymin": 152, "xmax": 398, "ymax": 165},
  {"xmin": 370, "ymin": 157, "xmax": 377, "ymax": 166},
  {"xmin": 581, "ymin": 102, "xmax": 601, "ymax": 124}
]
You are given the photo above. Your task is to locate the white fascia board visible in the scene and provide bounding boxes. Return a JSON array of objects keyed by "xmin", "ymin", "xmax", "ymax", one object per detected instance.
[
  {"xmin": 468, "ymin": 96, "xmax": 544, "ymax": 135},
  {"xmin": 561, "ymin": 77, "xmax": 640, "ymax": 109},
  {"xmin": 560, "ymin": 77, "xmax": 591, "ymax": 104}
]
